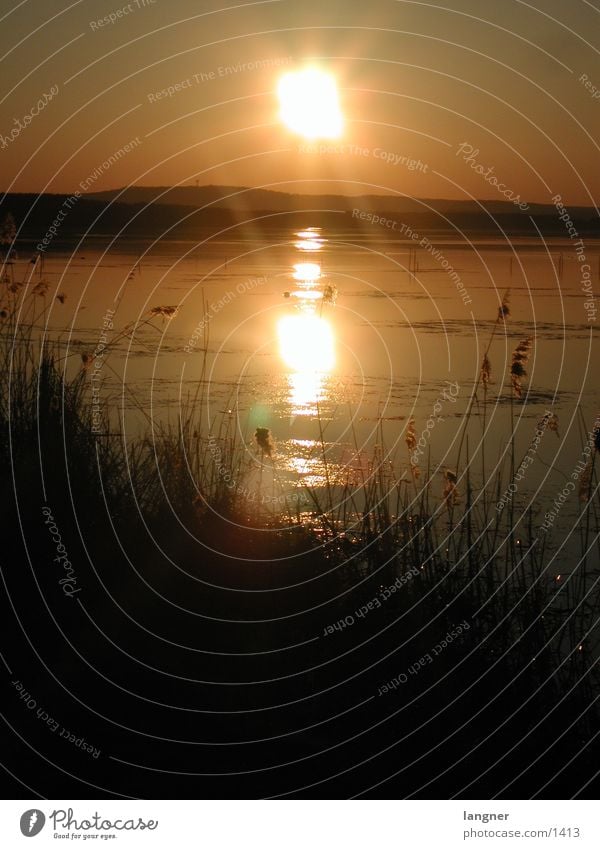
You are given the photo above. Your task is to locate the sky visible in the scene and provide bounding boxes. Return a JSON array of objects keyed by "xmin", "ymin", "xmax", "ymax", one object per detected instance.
[{"xmin": 1, "ymin": 0, "xmax": 599, "ymax": 205}]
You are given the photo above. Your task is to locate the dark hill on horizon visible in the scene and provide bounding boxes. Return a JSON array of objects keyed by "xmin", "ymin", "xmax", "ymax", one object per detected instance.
[
  {"xmin": 1, "ymin": 188, "xmax": 598, "ymax": 244},
  {"xmin": 84, "ymin": 184, "xmax": 597, "ymax": 220}
]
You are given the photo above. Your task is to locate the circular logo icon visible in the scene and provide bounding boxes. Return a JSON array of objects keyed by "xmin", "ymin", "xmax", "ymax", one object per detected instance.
[{"xmin": 20, "ymin": 810, "xmax": 45, "ymax": 837}]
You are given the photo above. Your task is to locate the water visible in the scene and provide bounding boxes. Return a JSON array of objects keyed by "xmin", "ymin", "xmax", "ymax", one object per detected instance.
[{"xmin": 19, "ymin": 224, "xmax": 600, "ymax": 539}]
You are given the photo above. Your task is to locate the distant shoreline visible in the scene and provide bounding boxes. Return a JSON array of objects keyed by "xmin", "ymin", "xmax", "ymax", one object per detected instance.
[{"xmin": 2, "ymin": 189, "xmax": 599, "ymax": 244}]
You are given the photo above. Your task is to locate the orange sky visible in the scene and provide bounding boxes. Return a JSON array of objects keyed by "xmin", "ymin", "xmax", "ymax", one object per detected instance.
[{"xmin": 1, "ymin": 0, "xmax": 599, "ymax": 207}]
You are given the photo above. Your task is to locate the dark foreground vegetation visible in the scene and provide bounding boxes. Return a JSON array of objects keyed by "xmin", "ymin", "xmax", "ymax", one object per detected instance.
[{"xmin": 2, "ymin": 254, "xmax": 599, "ymax": 799}]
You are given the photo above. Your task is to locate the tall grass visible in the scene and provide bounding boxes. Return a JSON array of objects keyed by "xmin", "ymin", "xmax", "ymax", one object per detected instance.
[
  {"xmin": 2, "ymin": 256, "xmax": 598, "ymax": 754},
  {"xmin": 292, "ymin": 290, "xmax": 600, "ymax": 705}
]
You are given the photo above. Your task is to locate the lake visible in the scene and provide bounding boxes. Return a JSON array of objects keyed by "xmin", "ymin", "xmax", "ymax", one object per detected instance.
[{"xmin": 19, "ymin": 223, "xmax": 600, "ymax": 547}]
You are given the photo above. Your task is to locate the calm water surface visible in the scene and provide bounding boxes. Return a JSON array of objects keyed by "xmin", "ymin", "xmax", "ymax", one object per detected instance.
[{"xmin": 27, "ymin": 224, "xmax": 600, "ymax": 544}]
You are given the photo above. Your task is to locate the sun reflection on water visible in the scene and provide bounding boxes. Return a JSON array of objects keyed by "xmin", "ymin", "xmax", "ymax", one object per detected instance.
[
  {"xmin": 292, "ymin": 262, "xmax": 321, "ymax": 282},
  {"xmin": 288, "ymin": 370, "xmax": 328, "ymax": 417},
  {"xmin": 276, "ymin": 227, "xmax": 339, "ymax": 485},
  {"xmin": 280, "ymin": 439, "xmax": 344, "ymax": 488},
  {"xmin": 295, "ymin": 228, "xmax": 325, "ymax": 252},
  {"xmin": 277, "ymin": 313, "xmax": 334, "ymax": 372}
]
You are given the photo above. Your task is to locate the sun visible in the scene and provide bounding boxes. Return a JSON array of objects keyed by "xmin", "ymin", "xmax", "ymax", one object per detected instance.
[
  {"xmin": 277, "ymin": 314, "xmax": 335, "ymax": 372},
  {"xmin": 277, "ymin": 68, "xmax": 343, "ymax": 139}
]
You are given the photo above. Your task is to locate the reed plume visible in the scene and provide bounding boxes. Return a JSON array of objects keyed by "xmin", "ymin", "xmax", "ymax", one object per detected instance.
[
  {"xmin": 255, "ymin": 427, "xmax": 274, "ymax": 458},
  {"xmin": 150, "ymin": 305, "xmax": 178, "ymax": 319},
  {"xmin": 481, "ymin": 354, "xmax": 491, "ymax": 389},
  {"xmin": 545, "ymin": 413, "xmax": 560, "ymax": 437},
  {"xmin": 510, "ymin": 336, "xmax": 532, "ymax": 398},
  {"xmin": 443, "ymin": 468, "xmax": 459, "ymax": 506},
  {"xmin": 405, "ymin": 418, "xmax": 417, "ymax": 452},
  {"xmin": 579, "ymin": 460, "xmax": 593, "ymax": 502},
  {"xmin": 498, "ymin": 289, "xmax": 511, "ymax": 321},
  {"xmin": 31, "ymin": 281, "xmax": 49, "ymax": 297}
]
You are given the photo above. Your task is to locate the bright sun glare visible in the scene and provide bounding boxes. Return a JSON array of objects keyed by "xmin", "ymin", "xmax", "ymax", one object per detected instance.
[
  {"xmin": 277, "ymin": 69, "xmax": 343, "ymax": 139},
  {"xmin": 292, "ymin": 262, "xmax": 321, "ymax": 282},
  {"xmin": 277, "ymin": 314, "xmax": 335, "ymax": 372}
]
